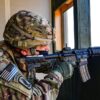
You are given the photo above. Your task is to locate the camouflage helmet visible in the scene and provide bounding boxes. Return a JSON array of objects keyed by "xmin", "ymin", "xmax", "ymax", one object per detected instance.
[{"xmin": 3, "ymin": 10, "xmax": 53, "ymax": 49}]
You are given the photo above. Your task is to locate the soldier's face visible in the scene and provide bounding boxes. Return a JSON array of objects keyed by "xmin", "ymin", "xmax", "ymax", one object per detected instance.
[
  {"xmin": 35, "ymin": 45, "xmax": 49, "ymax": 55},
  {"xmin": 20, "ymin": 45, "xmax": 49, "ymax": 56}
]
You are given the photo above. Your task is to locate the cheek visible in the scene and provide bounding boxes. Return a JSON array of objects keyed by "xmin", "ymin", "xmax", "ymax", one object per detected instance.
[
  {"xmin": 36, "ymin": 46, "xmax": 50, "ymax": 51},
  {"xmin": 34, "ymin": 50, "xmax": 40, "ymax": 55},
  {"xmin": 44, "ymin": 46, "xmax": 50, "ymax": 51}
]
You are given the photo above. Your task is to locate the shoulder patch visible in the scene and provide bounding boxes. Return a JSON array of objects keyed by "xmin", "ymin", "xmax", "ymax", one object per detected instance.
[
  {"xmin": 0, "ymin": 63, "xmax": 18, "ymax": 81},
  {"xmin": 0, "ymin": 79, "xmax": 32, "ymax": 99}
]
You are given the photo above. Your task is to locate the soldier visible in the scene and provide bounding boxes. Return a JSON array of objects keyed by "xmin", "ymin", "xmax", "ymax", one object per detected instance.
[{"xmin": 0, "ymin": 10, "xmax": 73, "ymax": 100}]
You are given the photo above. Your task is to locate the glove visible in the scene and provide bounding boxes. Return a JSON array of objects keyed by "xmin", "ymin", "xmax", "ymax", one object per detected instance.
[{"xmin": 52, "ymin": 61, "xmax": 74, "ymax": 80}]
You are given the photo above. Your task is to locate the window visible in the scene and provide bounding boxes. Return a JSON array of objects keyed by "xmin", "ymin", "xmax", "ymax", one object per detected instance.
[
  {"xmin": 91, "ymin": 0, "xmax": 100, "ymax": 46},
  {"xmin": 54, "ymin": 0, "xmax": 73, "ymax": 51},
  {"xmin": 63, "ymin": 7, "xmax": 74, "ymax": 49}
]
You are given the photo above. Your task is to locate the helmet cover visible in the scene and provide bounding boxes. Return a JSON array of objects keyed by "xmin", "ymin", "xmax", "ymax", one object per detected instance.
[{"xmin": 3, "ymin": 10, "xmax": 53, "ymax": 49}]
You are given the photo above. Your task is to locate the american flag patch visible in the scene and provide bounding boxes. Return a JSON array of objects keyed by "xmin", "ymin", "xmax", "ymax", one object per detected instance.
[{"xmin": 0, "ymin": 63, "xmax": 18, "ymax": 81}]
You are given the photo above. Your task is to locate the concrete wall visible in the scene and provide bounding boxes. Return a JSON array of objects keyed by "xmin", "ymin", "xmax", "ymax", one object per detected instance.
[
  {"xmin": 0, "ymin": 0, "xmax": 5, "ymax": 40},
  {"xmin": 0, "ymin": 0, "xmax": 51, "ymax": 40},
  {"xmin": 10, "ymin": 0, "xmax": 51, "ymax": 21}
]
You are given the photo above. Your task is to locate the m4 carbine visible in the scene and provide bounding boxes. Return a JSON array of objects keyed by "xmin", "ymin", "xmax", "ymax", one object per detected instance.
[
  {"xmin": 17, "ymin": 47, "xmax": 100, "ymax": 73},
  {"xmin": 16, "ymin": 47, "xmax": 100, "ymax": 82}
]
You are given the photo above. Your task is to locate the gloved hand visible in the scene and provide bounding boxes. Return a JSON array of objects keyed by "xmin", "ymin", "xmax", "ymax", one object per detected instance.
[{"xmin": 52, "ymin": 61, "xmax": 74, "ymax": 80}]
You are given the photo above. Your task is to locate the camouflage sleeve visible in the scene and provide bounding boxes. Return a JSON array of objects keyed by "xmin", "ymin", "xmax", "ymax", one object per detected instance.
[
  {"xmin": 0, "ymin": 49, "xmax": 33, "ymax": 100},
  {"xmin": 0, "ymin": 47, "xmax": 63, "ymax": 100},
  {"xmin": 32, "ymin": 71, "xmax": 63, "ymax": 100},
  {"xmin": 0, "ymin": 79, "xmax": 32, "ymax": 100},
  {"xmin": 44, "ymin": 71, "xmax": 64, "ymax": 88},
  {"xmin": 31, "ymin": 61, "xmax": 74, "ymax": 99}
]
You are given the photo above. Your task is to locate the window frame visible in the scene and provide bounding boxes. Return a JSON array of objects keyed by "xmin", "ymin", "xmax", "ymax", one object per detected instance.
[{"xmin": 54, "ymin": 0, "xmax": 73, "ymax": 50}]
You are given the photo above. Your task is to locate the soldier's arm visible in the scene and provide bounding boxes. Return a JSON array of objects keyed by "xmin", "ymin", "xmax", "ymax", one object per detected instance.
[
  {"xmin": 32, "ymin": 61, "xmax": 74, "ymax": 99},
  {"xmin": 0, "ymin": 48, "xmax": 33, "ymax": 100}
]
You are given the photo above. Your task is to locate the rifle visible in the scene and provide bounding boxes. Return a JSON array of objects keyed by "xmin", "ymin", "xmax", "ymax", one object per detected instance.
[
  {"xmin": 17, "ymin": 47, "xmax": 100, "ymax": 71},
  {"xmin": 17, "ymin": 49, "xmax": 76, "ymax": 73},
  {"xmin": 16, "ymin": 47, "xmax": 100, "ymax": 82}
]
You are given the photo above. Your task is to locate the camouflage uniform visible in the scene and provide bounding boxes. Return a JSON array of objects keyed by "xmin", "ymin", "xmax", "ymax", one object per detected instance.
[{"xmin": 0, "ymin": 10, "xmax": 73, "ymax": 100}]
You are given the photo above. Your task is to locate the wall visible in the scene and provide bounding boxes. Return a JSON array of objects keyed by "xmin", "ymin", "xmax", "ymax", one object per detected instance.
[
  {"xmin": 0, "ymin": 0, "xmax": 5, "ymax": 40},
  {"xmin": 0, "ymin": 0, "xmax": 51, "ymax": 40},
  {"xmin": 10, "ymin": 0, "xmax": 51, "ymax": 21}
]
